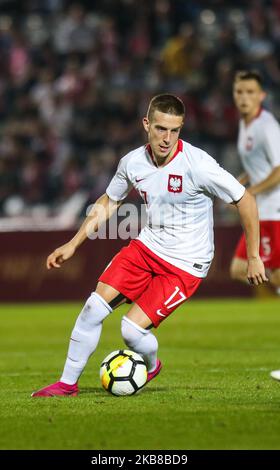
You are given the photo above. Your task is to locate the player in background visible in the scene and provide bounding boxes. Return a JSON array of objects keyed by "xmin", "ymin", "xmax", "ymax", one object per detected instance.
[
  {"xmin": 32, "ymin": 94, "xmax": 267, "ymax": 397},
  {"xmin": 230, "ymin": 71, "xmax": 280, "ymax": 381}
]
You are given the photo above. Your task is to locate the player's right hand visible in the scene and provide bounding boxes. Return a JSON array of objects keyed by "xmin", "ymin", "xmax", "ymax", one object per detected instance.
[{"xmin": 46, "ymin": 242, "xmax": 76, "ymax": 269}]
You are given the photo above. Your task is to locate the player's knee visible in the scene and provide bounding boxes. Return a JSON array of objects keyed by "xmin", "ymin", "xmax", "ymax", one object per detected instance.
[
  {"xmin": 79, "ymin": 292, "xmax": 112, "ymax": 327},
  {"xmin": 229, "ymin": 262, "xmax": 238, "ymax": 280},
  {"xmin": 230, "ymin": 259, "xmax": 245, "ymax": 281}
]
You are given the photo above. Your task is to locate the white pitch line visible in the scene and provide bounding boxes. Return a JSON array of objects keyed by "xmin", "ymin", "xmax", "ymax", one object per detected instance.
[{"xmin": 207, "ymin": 367, "xmax": 270, "ymax": 372}]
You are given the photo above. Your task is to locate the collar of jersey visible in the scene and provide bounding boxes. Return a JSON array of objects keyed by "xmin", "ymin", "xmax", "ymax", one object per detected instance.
[
  {"xmin": 145, "ymin": 139, "xmax": 183, "ymax": 168},
  {"xmin": 242, "ymin": 107, "xmax": 263, "ymax": 128}
]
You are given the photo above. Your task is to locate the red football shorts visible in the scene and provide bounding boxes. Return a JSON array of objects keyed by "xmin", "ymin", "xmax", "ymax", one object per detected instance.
[
  {"xmin": 99, "ymin": 240, "xmax": 202, "ymax": 327},
  {"xmin": 234, "ymin": 220, "xmax": 280, "ymax": 269}
]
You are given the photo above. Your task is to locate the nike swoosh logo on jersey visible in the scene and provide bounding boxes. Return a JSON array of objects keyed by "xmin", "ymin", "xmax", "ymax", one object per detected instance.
[
  {"xmin": 135, "ymin": 177, "xmax": 145, "ymax": 182},
  {"xmin": 156, "ymin": 309, "xmax": 166, "ymax": 317}
]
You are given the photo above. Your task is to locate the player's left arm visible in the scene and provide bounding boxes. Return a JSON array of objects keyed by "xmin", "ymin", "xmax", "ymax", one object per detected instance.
[
  {"xmin": 248, "ymin": 165, "xmax": 280, "ymax": 195},
  {"xmin": 234, "ymin": 190, "xmax": 268, "ymax": 285}
]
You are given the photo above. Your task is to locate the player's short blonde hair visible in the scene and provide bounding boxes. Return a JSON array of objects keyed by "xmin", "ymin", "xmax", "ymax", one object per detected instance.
[{"xmin": 147, "ymin": 94, "xmax": 185, "ymax": 121}]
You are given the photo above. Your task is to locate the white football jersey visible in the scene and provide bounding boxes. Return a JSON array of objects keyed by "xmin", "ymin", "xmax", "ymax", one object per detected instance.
[
  {"xmin": 106, "ymin": 139, "xmax": 245, "ymax": 277},
  {"xmin": 237, "ymin": 109, "xmax": 280, "ymax": 220}
]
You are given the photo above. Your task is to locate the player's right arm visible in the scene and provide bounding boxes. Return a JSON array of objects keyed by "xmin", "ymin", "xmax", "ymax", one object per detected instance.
[
  {"xmin": 47, "ymin": 153, "xmax": 132, "ymax": 269},
  {"xmin": 46, "ymin": 193, "xmax": 121, "ymax": 269}
]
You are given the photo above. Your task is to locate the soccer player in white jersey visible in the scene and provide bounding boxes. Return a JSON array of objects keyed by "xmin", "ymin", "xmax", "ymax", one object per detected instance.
[
  {"xmin": 32, "ymin": 94, "xmax": 267, "ymax": 397},
  {"xmin": 230, "ymin": 71, "xmax": 280, "ymax": 382}
]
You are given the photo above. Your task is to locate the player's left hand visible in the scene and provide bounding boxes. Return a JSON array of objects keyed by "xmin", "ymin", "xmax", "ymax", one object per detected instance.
[{"xmin": 247, "ymin": 256, "xmax": 269, "ymax": 285}]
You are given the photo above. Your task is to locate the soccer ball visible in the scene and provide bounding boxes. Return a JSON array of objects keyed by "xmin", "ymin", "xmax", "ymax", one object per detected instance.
[{"xmin": 100, "ymin": 349, "xmax": 148, "ymax": 396}]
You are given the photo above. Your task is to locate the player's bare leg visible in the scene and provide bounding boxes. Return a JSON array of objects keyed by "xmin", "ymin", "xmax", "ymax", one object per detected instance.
[
  {"xmin": 230, "ymin": 257, "xmax": 248, "ymax": 283},
  {"xmin": 125, "ymin": 303, "xmax": 153, "ymax": 329},
  {"xmin": 121, "ymin": 303, "xmax": 162, "ymax": 383},
  {"xmin": 95, "ymin": 282, "xmax": 127, "ymax": 308},
  {"xmin": 32, "ymin": 282, "xmax": 126, "ymax": 397},
  {"xmin": 270, "ymin": 268, "xmax": 280, "ymax": 290}
]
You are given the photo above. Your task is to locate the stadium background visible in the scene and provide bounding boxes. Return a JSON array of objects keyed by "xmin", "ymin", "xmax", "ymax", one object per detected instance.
[
  {"xmin": 1, "ymin": 0, "xmax": 279, "ymax": 300},
  {"xmin": 1, "ymin": 0, "xmax": 280, "ymax": 454}
]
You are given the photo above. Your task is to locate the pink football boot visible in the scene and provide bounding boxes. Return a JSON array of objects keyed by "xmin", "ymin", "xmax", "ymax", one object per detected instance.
[
  {"xmin": 31, "ymin": 381, "xmax": 79, "ymax": 397},
  {"xmin": 146, "ymin": 359, "xmax": 162, "ymax": 383}
]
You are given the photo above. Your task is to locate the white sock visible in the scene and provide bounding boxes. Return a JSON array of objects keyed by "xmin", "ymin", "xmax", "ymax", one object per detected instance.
[
  {"xmin": 121, "ymin": 316, "xmax": 158, "ymax": 372},
  {"xmin": 60, "ymin": 293, "xmax": 112, "ymax": 385}
]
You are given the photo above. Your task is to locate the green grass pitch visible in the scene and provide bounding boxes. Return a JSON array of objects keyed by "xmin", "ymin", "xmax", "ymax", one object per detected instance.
[{"xmin": 0, "ymin": 299, "xmax": 280, "ymax": 450}]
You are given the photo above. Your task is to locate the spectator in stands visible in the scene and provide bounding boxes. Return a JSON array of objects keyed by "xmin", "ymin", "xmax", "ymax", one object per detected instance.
[{"xmin": 0, "ymin": 0, "xmax": 280, "ymax": 225}]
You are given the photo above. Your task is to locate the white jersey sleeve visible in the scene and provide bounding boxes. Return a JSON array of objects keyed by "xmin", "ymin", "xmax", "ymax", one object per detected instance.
[
  {"xmin": 262, "ymin": 119, "xmax": 280, "ymax": 168},
  {"xmin": 193, "ymin": 151, "xmax": 245, "ymax": 203},
  {"xmin": 106, "ymin": 156, "xmax": 132, "ymax": 201}
]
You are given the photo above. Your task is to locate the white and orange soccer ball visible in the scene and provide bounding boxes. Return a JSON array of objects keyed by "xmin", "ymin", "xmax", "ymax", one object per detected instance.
[{"xmin": 100, "ymin": 350, "xmax": 147, "ymax": 396}]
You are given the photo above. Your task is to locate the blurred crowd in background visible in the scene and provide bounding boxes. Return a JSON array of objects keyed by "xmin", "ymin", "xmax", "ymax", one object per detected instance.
[{"xmin": 1, "ymin": 0, "xmax": 280, "ymax": 227}]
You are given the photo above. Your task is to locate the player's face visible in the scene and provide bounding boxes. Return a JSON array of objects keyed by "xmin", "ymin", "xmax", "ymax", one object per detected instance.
[
  {"xmin": 143, "ymin": 111, "xmax": 184, "ymax": 160},
  {"xmin": 233, "ymin": 79, "xmax": 266, "ymax": 119}
]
